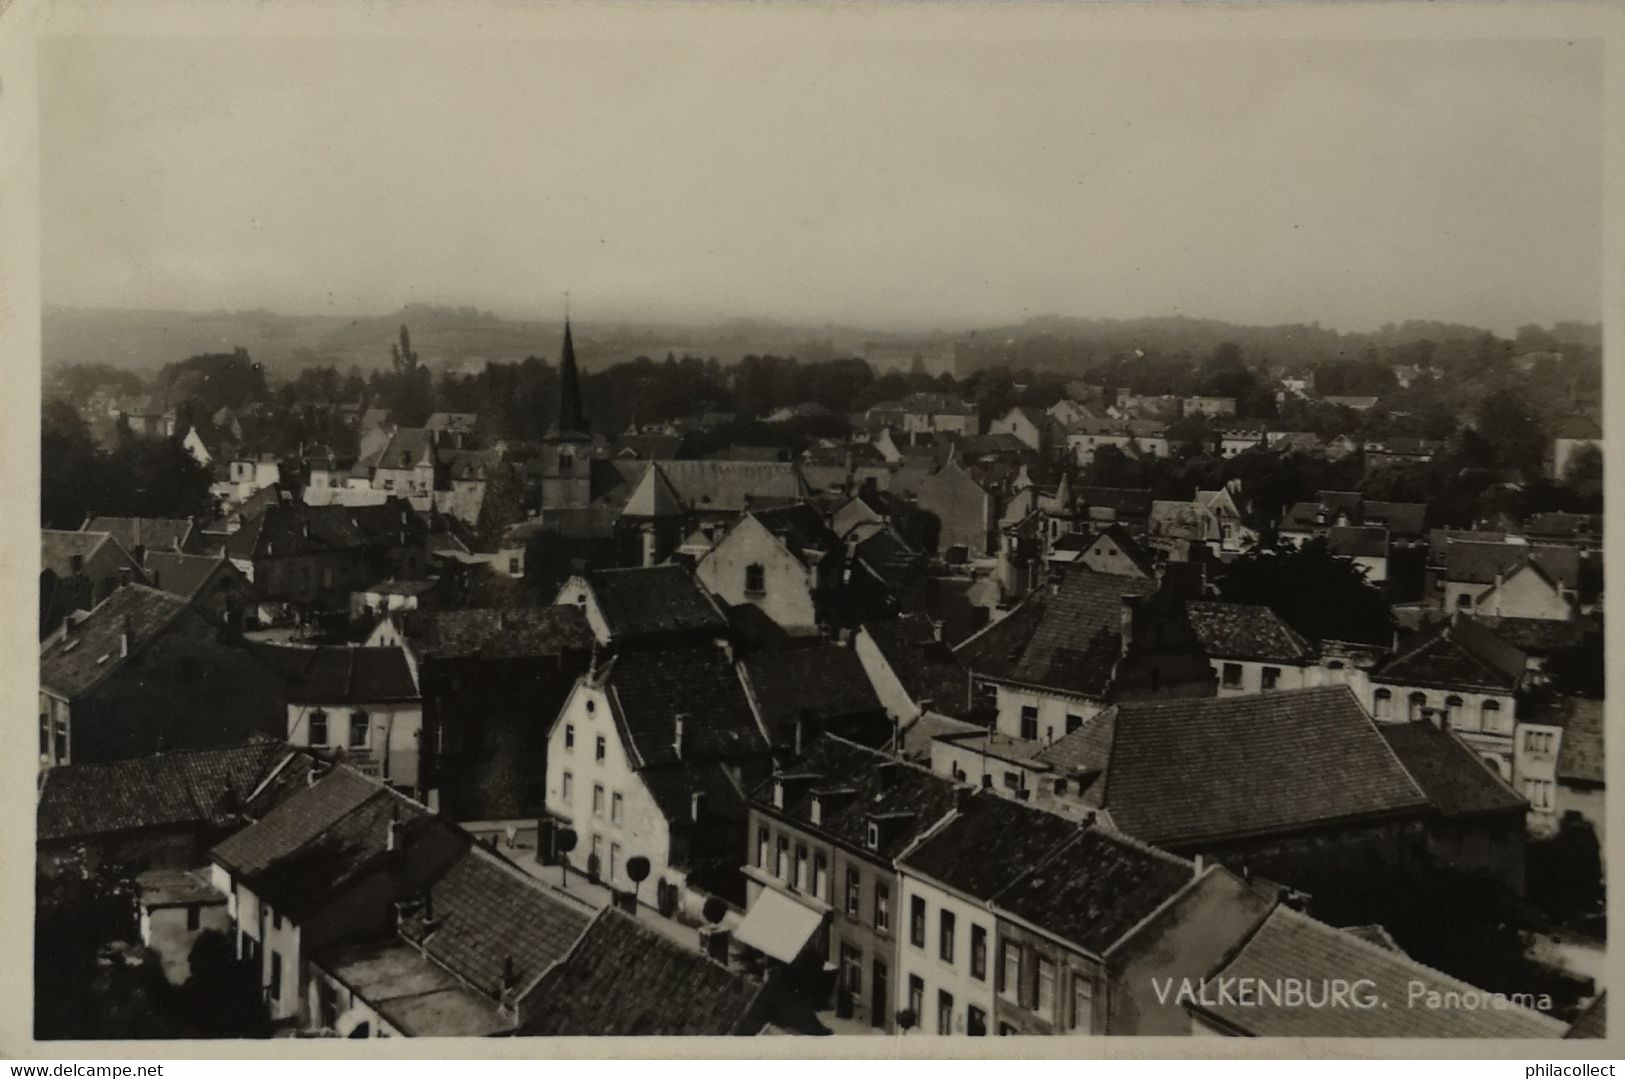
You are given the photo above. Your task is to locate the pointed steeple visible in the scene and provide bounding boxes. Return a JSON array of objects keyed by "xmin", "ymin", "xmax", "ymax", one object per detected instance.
[{"xmin": 550, "ymin": 317, "xmax": 589, "ymax": 439}]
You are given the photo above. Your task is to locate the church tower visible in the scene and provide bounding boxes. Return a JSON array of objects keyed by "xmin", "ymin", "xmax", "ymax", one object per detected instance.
[{"xmin": 541, "ymin": 318, "xmax": 594, "ymax": 512}]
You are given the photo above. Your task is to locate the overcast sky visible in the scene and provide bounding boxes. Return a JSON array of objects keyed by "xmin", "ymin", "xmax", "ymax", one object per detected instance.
[{"xmin": 39, "ymin": 27, "xmax": 1604, "ymax": 334}]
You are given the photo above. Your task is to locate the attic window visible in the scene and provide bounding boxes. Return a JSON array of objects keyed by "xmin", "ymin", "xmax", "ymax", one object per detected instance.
[{"xmin": 865, "ymin": 821, "xmax": 880, "ymax": 850}]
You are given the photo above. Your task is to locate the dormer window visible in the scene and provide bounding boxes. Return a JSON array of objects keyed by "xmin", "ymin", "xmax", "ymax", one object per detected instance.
[
  {"xmin": 865, "ymin": 820, "xmax": 880, "ymax": 850},
  {"xmin": 773, "ymin": 779, "xmax": 786, "ymax": 809}
]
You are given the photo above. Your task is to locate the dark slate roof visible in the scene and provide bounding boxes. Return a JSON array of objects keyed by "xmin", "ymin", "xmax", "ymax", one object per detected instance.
[
  {"xmin": 1035, "ymin": 686, "xmax": 1430, "ymax": 848},
  {"xmin": 1086, "ymin": 524, "xmax": 1156, "ymax": 578},
  {"xmin": 1327, "ymin": 525, "xmax": 1388, "ymax": 559},
  {"xmin": 741, "ymin": 645, "xmax": 885, "ymax": 733},
  {"xmin": 82, "ymin": 517, "xmax": 194, "ymax": 555},
  {"xmin": 1195, "ymin": 905, "xmax": 1566, "ymax": 1038},
  {"xmin": 955, "ymin": 566, "xmax": 1156, "ymax": 696},
  {"xmin": 1443, "ymin": 541, "xmax": 1579, "ymax": 588},
  {"xmin": 210, "ymin": 767, "xmax": 451, "ymax": 920},
  {"xmin": 1185, "ymin": 601, "xmax": 1313, "ymax": 662},
  {"xmin": 603, "ymin": 643, "xmax": 769, "ymax": 768},
  {"xmin": 749, "ymin": 503, "xmax": 840, "ymax": 566},
  {"xmin": 1376, "ymin": 722, "xmax": 1526, "ymax": 820},
  {"xmin": 523, "ymin": 908, "xmax": 767, "ymax": 1036},
  {"xmin": 749, "ymin": 735, "xmax": 960, "ymax": 859},
  {"xmin": 400, "ymin": 845, "xmax": 595, "ymax": 999},
  {"xmin": 1475, "ymin": 616, "xmax": 1591, "ymax": 655},
  {"xmin": 40, "ymin": 585, "xmax": 190, "ymax": 699},
  {"xmin": 585, "ymin": 565, "xmax": 728, "ymax": 640},
  {"xmin": 900, "ymin": 790, "xmax": 1083, "ymax": 900},
  {"xmin": 1546, "ymin": 697, "xmax": 1605, "ymax": 785},
  {"xmin": 250, "ymin": 644, "xmax": 419, "ymax": 702},
  {"xmin": 862, "ymin": 615, "xmax": 969, "ymax": 716},
  {"xmin": 224, "ymin": 498, "xmax": 426, "ymax": 560},
  {"xmin": 993, "ymin": 828, "xmax": 1194, "ymax": 956},
  {"xmin": 144, "ymin": 551, "xmax": 235, "ymax": 600},
  {"xmin": 398, "ymin": 606, "xmax": 593, "ymax": 660},
  {"xmin": 648, "ymin": 459, "xmax": 810, "ymax": 513},
  {"xmin": 41, "ymin": 529, "xmax": 140, "ymax": 579},
  {"xmin": 376, "ymin": 427, "xmax": 436, "ymax": 470},
  {"xmin": 37, "ymin": 739, "xmax": 298, "ymax": 843},
  {"xmin": 1374, "ymin": 614, "xmax": 1528, "ymax": 694},
  {"xmin": 1362, "ymin": 501, "xmax": 1428, "ymax": 540}
]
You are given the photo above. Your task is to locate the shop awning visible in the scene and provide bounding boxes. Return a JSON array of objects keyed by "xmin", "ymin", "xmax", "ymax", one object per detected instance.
[{"xmin": 734, "ymin": 886, "xmax": 824, "ymax": 964}]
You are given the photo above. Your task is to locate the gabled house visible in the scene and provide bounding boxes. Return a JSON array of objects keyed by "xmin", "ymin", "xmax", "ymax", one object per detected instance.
[
  {"xmin": 41, "ymin": 529, "xmax": 148, "ymax": 637},
  {"xmin": 554, "ymin": 564, "xmax": 730, "ymax": 649},
  {"xmin": 740, "ymin": 736, "xmax": 962, "ymax": 1030},
  {"xmin": 989, "ymin": 405, "xmax": 1062, "ymax": 456},
  {"xmin": 542, "ymin": 643, "xmax": 773, "ymax": 916},
  {"xmin": 1327, "ymin": 525, "xmax": 1390, "ymax": 583},
  {"xmin": 39, "ymin": 585, "xmax": 286, "ymax": 768},
  {"xmin": 225, "ymin": 498, "xmax": 430, "ymax": 606},
  {"xmin": 739, "ymin": 644, "xmax": 891, "ymax": 755},
  {"xmin": 892, "ymin": 459, "xmax": 996, "ymax": 558},
  {"xmin": 696, "ymin": 505, "xmax": 843, "ymax": 637},
  {"xmin": 853, "ymin": 614, "xmax": 972, "ymax": 728},
  {"xmin": 1369, "ymin": 613, "xmax": 1528, "ymax": 781},
  {"xmin": 208, "ymin": 767, "xmax": 468, "ymax": 1024},
  {"xmin": 955, "ymin": 565, "xmax": 1158, "ymax": 745},
  {"xmin": 1439, "ymin": 541, "xmax": 1578, "ymax": 621},
  {"xmin": 1550, "ymin": 414, "xmax": 1602, "ymax": 482},
  {"xmin": 143, "ymin": 550, "xmax": 252, "ymax": 626},
  {"xmin": 1185, "ymin": 601, "xmax": 1315, "ymax": 695},
  {"xmin": 371, "ymin": 428, "xmax": 439, "ymax": 497},
  {"xmin": 81, "ymin": 516, "xmax": 197, "ymax": 560}
]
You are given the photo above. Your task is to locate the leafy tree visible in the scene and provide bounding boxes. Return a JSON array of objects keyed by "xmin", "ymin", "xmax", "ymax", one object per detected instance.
[
  {"xmin": 181, "ymin": 930, "xmax": 272, "ymax": 1037},
  {"xmin": 41, "ymin": 399, "xmax": 106, "ymax": 528},
  {"xmin": 1562, "ymin": 443, "xmax": 1604, "ymax": 501},
  {"xmin": 1473, "ymin": 389, "xmax": 1547, "ymax": 476},
  {"xmin": 1216, "ymin": 538, "xmax": 1394, "ymax": 646}
]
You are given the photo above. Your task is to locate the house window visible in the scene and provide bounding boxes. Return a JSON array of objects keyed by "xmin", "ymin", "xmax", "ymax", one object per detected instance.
[
  {"xmin": 939, "ymin": 910, "xmax": 956, "ymax": 964},
  {"xmin": 595, "ymin": 735, "xmax": 606, "ymax": 762},
  {"xmin": 592, "ymin": 784, "xmax": 605, "ymax": 818},
  {"xmin": 1445, "ymin": 696, "xmax": 1463, "ymax": 725},
  {"xmin": 610, "ymin": 842, "xmax": 621, "ymax": 881},
  {"xmin": 1221, "ymin": 663, "xmax": 1243, "ymax": 688},
  {"xmin": 845, "ymin": 866, "xmax": 861, "ymax": 915},
  {"xmin": 1019, "ymin": 705, "xmax": 1038, "ymax": 741},
  {"xmin": 611, "ymin": 792, "xmax": 624, "ymax": 825},
  {"xmin": 840, "ymin": 943, "xmax": 862, "ymax": 995},
  {"xmin": 1035, "ymin": 956, "xmax": 1056, "ymax": 1018},
  {"xmin": 509, "ymin": 558, "xmax": 521, "ymax": 575},
  {"xmin": 907, "ymin": 976, "xmax": 924, "ymax": 1025},
  {"xmin": 1482, "ymin": 699, "xmax": 1504, "ymax": 731},
  {"xmin": 938, "ymin": 990, "xmax": 954, "ymax": 1035},
  {"xmin": 998, "ymin": 941, "xmax": 1021, "ymax": 1000},
  {"xmin": 564, "ymin": 724, "xmax": 575, "ymax": 751},
  {"xmin": 794, "ymin": 844, "xmax": 808, "ymax": 891},
  {"xmin": 1072, "ymin": 977, "xmax": 1094, "ymax": 1032},
  {"xmin": 1374, "ymin": 688, "xmax": 1392, "ymax": 719},
  {"xmin": 1065, "ymin": 713, "xmax": 1083, "ymax": 735},
  {"xmin": 1261, "ymin": 667, "xmax": 1281, "ymax": 692},
  {"xmin": 186, "ymin": 906, "xmax": 200, "ymax": 931},
  {"xmin": 1456, "ymin": 592, "xmax": 1473, "ymax": 609},
  {"xmin": 874, "ymin": 882, "xmax": 890, "ymax": 931},
  {"xmin": 967, "ymin": 1004, "xmax": 987, "ymax": 1037},
  {"xmin": 308, "ymin": 710, "xmax": 328, "ymax": 746},
  {"xmin": 1525, "ymin": 730, "xmax": 1554, "ymax": 753},
  {"xmin": 269, "ymin": 952, "xmax": 283, "ymax": 1001},
  {"xmin": 909, "ymin": 895, "xmax": 927, "ymax": 948},
  {"xmin": 271, "ymin": 909, "xmax": 282, "ymax": 930},
  {"xmin": 813, "ymin": 850, "xmax": 828, "ymax": 898},
  {"xmin": 776, "ymin": 837, "xmax": 789, "ymax": 880},
  {"xmin": 349, "ymin": 712, "xmax": 368, "ymax": 748},
  {"xmin": 744, "ymin": 564, "xmax": 766, "ymax": 596},
  {"xmin": 1525, "ymin": 779, "xmax": 1555, "ymax": 811},
  {"xmin": 757, "ymin": 827, "xmax": 769, "ymax": 868},
  {"xmin": 970, "ymin": 924, "xmax": 987, "ymax": 980},
  {"xmin": 561, "ymin": 770, "xmax": 573, "ymax": 801},
  {"xmin": 1408, "ymin": 692, "xmax": 1427, "ymax": 722}
]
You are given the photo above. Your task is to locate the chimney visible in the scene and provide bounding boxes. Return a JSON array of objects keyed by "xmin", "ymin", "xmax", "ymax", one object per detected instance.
[
  {"xmin": 1194, "ymin": 853, "xmax": 1205, "ymax": 874},
  {"xmin": 701, "ymin": 926, "xmax": 732, "ymax": 965},
  {"xmin": 119, "ymin": 615, "xmax": 132, "ymax": 658},
  {"xmin": 673, "ymin": 713, "xmax": 687, "ymax": 759},
  {"xmin": 877, "ymin": 761, "xmax": 900, "ymax": 791},
  {"xmin": 691, "ymin": 792, "xmax": 706, "ymax": 821}
]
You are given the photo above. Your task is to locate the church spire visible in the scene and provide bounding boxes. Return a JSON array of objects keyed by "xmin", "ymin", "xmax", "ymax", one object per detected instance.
[{"xmin": 552, "ymin": 315, "xmax": 588, "ymax": 438}]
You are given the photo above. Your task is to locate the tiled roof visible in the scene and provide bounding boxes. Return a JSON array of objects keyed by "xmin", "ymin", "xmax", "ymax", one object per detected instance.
[
  {"xmin": 523, "ymin": 908, "xmax": 767, "ymax": 1036},
  {"xmin": 400, "ymin": 845, "xmax": 594, "ymax": 999},
  {"xmin": 143, "ymin": 551, "xmax": 234, "ymax": 601},
  {"xmin": 1328, "ymin": 525, "xmax": 1388, "ymax": 559},
  {"xmin": 1443, "ymin": 541, "xmax": 1579, "ymax": 589},
  {"xmin": 647, "ymin": 459, "xmax": 811, "ymax": 513},
  {"xmin": 900, "ymin": 790, "xmax": 1083, "ymax": 900},
  {"xmin": 210, "ymin": 767, "xmax": 451, "ymax": 920},
  {"xmin": 749, "ymin": 735, "xmax": 960, "ymax": 860},
  {"xmin": 993, "ymin": 827, "xmax": 1194, "ymax": 956},
  {"xmin": 1523, "ymin": 512, "xmax": 1601, "ymax": 539},
  {"xmin": 1374, "ymin": 615, "xmax": 1528, "ymax": 693},
  {"xmin": 604, "ymin": 643, "xmax": 769, "ymax": 769},
  {"xmin": 376, "ymin": 428, "xmax": 436, "ymax": 470},
  {"xmin": 82, "ymin": 517, "xmax": 194, "ymax": 555},
  {"xmin": 319, "ymin": 939, "xmax": 507, "ymax": 1037},
  {"xmin": 1546, "ymin": 697, "xmax": 1604, "ymax": 785},
  {"xmin": 749, "ymin": 504, "xmax": 840, "ymax": 566},
  {"xmin": 225, "ymin": 498, "xmax": 427, "ymax": 560},
  {"xmin": 396, "ymin": 606, "xmax": 594, "ymax": 660},
  {"xmin": 37, "ymin": 739, "xmax": 297, "ymax": 843},
  {"xmin": 1363, "ymin": 501, "xmax": 1428, "ymax": 539},
  {"xmin": 250, "ymin": 644, "xmax": 419, "ymax": 702},
  {"xmin": 1474, "ymin": 616, "xmax": 1590, "ymax": 655},
  {"xmin": 1377, "ymin": 722, "xmax": 1525, "ymax": 819},
  {"xmin": 862, "ymin": 615, "xmax": 969, "ymax": 716},
  {"xmin": 1035, "ymin": 687, "xmax": 1430, "ymax": 848},
  {"xmin": 741, "ymin": 645, "xmax": 885, "ymax": 735},
  {"xmin": 1185, "ymin": 602, "xmax": 1313, "ymax": 662},
  {"xmin": 1195, "ymin": 905, "xmax": 1567, "ymax": 1037},
  {"xmin": 40, "ymin": 585, "xmax": 190, "ymax": 699},
  {"xmin": 584, "ymin": 565, "xmax": 728, "ymax": 640},
  {"xmin": 41, "ymin": 529, "xmax": 139, "ymax": 580},
  {"xmin": 641, "ymin": 762, "xmax": 750, "ymax": 826},
  {"xmin": 955, "ymin": 567, "xmax": 1156, "ymax": 696}
]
